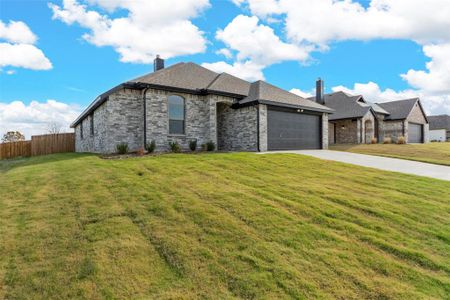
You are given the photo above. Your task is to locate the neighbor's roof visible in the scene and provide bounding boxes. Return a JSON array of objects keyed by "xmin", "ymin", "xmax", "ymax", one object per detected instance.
[
  {"xmin": 376, "ymin": 98, "xmax": 421, "ymax": 121},
  {"xmin": 428, "ymin": 114, "xmax": 450, "ymax": 130},
  {"xmin": 240, "ymin": 81, "xmax": 333, "ymax": 112},
  {"xmin": 308, "ymin": 91, "xmax": 372, "ymax": 120},
  {"xmin": 72, "ymin": 62, "xmax": 331, "ymax": 127}
]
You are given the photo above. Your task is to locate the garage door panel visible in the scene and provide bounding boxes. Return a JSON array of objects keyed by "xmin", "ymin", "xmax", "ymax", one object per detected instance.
[
  {"xmin": 408, "ymin": 123, "xmax": 423, "ymax": 143},
  {"xmin": 268, "ymin": 108, "xmax": 321, "ymax": 150}
]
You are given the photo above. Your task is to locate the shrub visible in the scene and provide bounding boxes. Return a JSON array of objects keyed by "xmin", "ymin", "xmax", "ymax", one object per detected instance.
[
  {"xmin": 206, "ymin": 140, "xmax": 215, "ymax": 151},
  {"xmin": 397, "ymin": 136, "xmax": 406, "ymax": 144},
  {"xmin": 169, "ymin": 141, "xmax": 181, "ymax": 153},
  {"xmin": 371, "ymin": 137, "xmax": 377, "ymax": 144},
  {"xmin": 383, "ymin": 137, "xmax": 392, "ymax": 144},
  {"xmin": 145, "ymin": 140, "xmax": 156, "ymax": 153},
  {"xmin": 116, "ymin": 143, "xmax": 129, "ymax": 154},
  {"xmin": 136, "ymin": 147, "xmax": 145, "ymax": 156},
  {"xmin": 189, "ymin": 139, "xmax": 197, "ymax": 151}
]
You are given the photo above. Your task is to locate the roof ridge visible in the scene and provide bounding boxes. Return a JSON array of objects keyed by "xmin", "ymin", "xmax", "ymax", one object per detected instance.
[{"xmin": 205, "ymin": 73, "xmax": 222, "ymax": 90}]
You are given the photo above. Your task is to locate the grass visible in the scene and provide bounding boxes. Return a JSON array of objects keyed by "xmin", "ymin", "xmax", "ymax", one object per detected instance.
[
  {"xmin": 331, "ymin": 142, "xmax": 450, "ymax": 166},
  {"xmin": 1, "ymin": 152, "xmax": 449, "ymax": 299}
]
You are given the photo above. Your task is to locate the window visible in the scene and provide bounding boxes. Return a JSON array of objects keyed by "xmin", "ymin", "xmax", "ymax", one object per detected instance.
[
  {"xmin": 90, "ymin": 115, "xmax": 94, "ymax": 136},
  {"xmin": 80, "ymin": 122, "xmax": 83, "ymax": 139},
  {"xmin": 168, "ymin": 95, "xmax": 185, "ymax": 134}
]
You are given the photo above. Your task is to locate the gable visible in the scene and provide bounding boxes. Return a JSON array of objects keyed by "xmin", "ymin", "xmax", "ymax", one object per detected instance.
[{"xmin": 406, "ymin": 101, "xmax": 428, "ymax": 124}]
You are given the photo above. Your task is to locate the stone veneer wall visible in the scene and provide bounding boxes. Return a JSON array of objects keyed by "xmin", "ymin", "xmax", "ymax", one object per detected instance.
[
  {"xmin": 217, "ymin": 103, "xmax": 258, "ymax": 151},
  {"xmin": 333, "ymin": 119, "xmax": 358, "ymax": 144},
  {"xmin": 145, "ymin": 89, "xmax": 239, "ymax": 152},
  {"xmin": 382, "ymin": 120, "xmax": 404, "ymax": 142},
  {"xmin": 322, "ymin": 113, "xmax": 329, "ymax": 149},
  {"xmin": 258, "ymin": 105, "xmax": 268, "ymax": 152},
  {"xmin": 75, "ymin": 88, "xmax": 143, "ymax": 153},
  {"xmin": 361, "ymin": 111, "xmax": 375, "ymax": 144}
]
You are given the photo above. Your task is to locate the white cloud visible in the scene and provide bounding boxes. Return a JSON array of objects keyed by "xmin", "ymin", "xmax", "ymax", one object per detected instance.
[
  {"xmin": 290, "ymin": 88, "xmax": 313, "ymax": 98},
  {"xmin": 0, "ymin": 20, "xmax": 52, "ymax": 70},
  {"xmin": 236, "ymin": 0, "xmax": 450, "ymax": 45},
  {"xmin": 401, "ymin": 43, "xmax": 450, "ymax": 94},
  {"xmin": 0, "ymin": 20, "xmax": 37, "ymax": 44},
  {"xmin": 49, "ymin": 0, "xmax": 210, "ymax": 63},
  {"xmin": 202, "ymin": 60, "xmax": 265, "ymax": 81},
  {"xmin": 0, "ymin": 100, "xmax": 81, "ymax": 139},
  {"xmin": 216, "ymin": 48, "xmax": 233, "ymax": 59},
  {"xmin": 331, "ymin": 81, "xmax": 450, "ymax": 115},
  {"xmin": 231, "ymin": 0, "xmax": 450, "ymax": 114},
  {"xmin": 0, "ymin": 43, "xmax": 52, "ymax": 70},
  {"xmin": 205, "ymin": 14, "xmax": 312, "ymax": 81}
]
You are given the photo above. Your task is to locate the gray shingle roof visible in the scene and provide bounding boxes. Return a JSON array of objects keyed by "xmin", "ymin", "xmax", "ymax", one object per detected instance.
[
  {"xmin": 376, "ymin": 98, "xmax": 419, "ymax": 120},
  {"xmin": 207, "ymin": 72, "xmax": 251, "ymax": 96},
  {"xmin": 308, "ymin": 91, "xmax": 372, "ymax": 120},
  {"xmin": 72, "ymin": 62, "xmax": 332, "ymax": 127},
  {"xmin": 130, "ymin": 62, "xmax": 218, "ymax": 91},
  {"xmin": 428, "ymin": 115, "xmax": 450, "ymax": 130},
  {"xmin": 240, "ymin": 81, "xmax": 333, "ymax": 112},
  {"xmin": 366, "ymin": 101, "xmax": 390, "ymax": 115}
]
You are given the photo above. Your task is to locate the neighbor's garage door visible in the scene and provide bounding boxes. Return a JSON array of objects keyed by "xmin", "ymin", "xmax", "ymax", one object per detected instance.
[
  {"xmin": 267, "ymin": 107, "xmax": 321, "ymax": 150},
  {"xmin": 408, "ymin": 123, "xmax": 423, "ymax": 143}
]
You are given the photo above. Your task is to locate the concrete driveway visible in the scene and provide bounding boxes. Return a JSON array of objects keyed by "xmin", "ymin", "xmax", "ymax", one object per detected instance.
[{"xmin": 259, "ymin": 150, "xmax": 450, "ymax": 181}]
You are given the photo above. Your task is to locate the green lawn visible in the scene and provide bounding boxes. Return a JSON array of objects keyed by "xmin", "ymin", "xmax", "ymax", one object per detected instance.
[
  {"xmin": 1, "ymin": 153, "xmax": 449, "ymax": 299},
  {"xmin": 331, "ymin": 143, "xmax": 450, "ymax": 166}
]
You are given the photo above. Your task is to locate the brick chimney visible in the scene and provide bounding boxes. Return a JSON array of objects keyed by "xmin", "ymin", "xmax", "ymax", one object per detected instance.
[
  {"xmin": 154, "ymin": 55, "xmax": 164, "ymax": 72},
  {"xmin": 316, "ymin": 78, "xmax": 325, "ymax": 105}
]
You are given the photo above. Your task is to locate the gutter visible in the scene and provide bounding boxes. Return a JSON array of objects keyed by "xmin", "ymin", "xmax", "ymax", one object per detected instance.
[{"xmin": 233, "ymin": 99, "xmax": 334, "ymax": 114}]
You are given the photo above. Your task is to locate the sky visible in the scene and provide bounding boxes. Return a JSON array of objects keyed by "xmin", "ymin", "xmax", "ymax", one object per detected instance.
[{"xmin": 1, "ymin": 0, "xmax": 449, "ymax": 138}]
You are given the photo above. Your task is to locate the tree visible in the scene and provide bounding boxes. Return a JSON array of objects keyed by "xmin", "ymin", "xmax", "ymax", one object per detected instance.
[
  {"xmin": 2, "ymin": 131, "xmax": 26, "ymax": 143},
  {"xmin": 47, "ymin": 122, "xmax": 62, "ymax": 134}
]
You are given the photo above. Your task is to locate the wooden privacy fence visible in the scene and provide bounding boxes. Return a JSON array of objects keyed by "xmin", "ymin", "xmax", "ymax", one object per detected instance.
[
  {"xmin": 0, "ymin": 133, "xmax": 75, "ymax": 159},
  {"xmin": 0, "ymin": 141, "xmax": 32, "ymax": 159}
]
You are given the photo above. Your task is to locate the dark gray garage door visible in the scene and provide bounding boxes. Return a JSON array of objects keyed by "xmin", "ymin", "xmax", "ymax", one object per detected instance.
[
  {"xmin": 268, "ymin": 108, "xmax": 321, "ymax": 150},
  {"xmin": 408, "ymin": 123, "xmax": 423, "ymax": 143}
]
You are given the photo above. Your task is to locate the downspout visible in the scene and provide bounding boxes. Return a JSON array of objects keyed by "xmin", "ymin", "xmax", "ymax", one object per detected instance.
[
  {"xmin": 142, "ymin": 88, "xmax": 149, "ymax": 148},
  {"xmin": 256, "ymin": 104, "xmax": 260, "ymax": 152}
]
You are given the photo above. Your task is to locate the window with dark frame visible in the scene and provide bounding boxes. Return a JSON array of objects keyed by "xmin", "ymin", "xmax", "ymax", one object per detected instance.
[
  {"xmin": 80, "ymin": 122, "xmax": 83, "ymax": 139},
  {"xmin": 90, "ymin": 115, "xmax": 94, "ymax": 136},
  {"xmin": 168, "ymin": 95, "xmax": 185, "ymax": 134}
]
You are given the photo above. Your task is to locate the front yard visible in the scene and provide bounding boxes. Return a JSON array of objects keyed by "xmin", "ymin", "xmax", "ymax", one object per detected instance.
[
  {"xmin": 1, "ymin": 153, "xmax": 449, "ymax": 299},
  {"xmin": 330, "ymin": 142, "xmax": 450, "ymax": 166}
]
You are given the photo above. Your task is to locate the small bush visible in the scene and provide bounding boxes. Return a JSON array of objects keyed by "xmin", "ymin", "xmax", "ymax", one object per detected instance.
[
  {"xmin": 145, "ymin": 140, "xmax": 156, "ymax": 153},
  {"xmin": 169, "ymin": 141, "xmax": 181, "ymax": 153},
  {"xmin": 136, "ymin": 147, "xmax": 145, "ymax": 156},
  {"xmin": 397, "ymin": 136, "xmax": 406, "ymax": 144},
  {"xmin": 206, "ymin": 140, "xmax": 215, "ymax": 151},
  {"xmin": 116, "ymin": 143, "xmax": 129, "ymax": 154},
  {"xmin": 383, "ymin": 137, "xmax": 392, "ymax": 144},
  {"xmin": 189, "ymin": 139, "xmax": 197, "ymax": 151},
  {"xmin": 371, "ymin": 137, "xmax": 377, "ymax": 144}
]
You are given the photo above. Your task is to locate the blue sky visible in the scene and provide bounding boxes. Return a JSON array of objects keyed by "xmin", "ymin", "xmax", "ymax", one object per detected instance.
[{"xmin": 1, "ymin": 0, "xmax": 449, "ymax": 137}]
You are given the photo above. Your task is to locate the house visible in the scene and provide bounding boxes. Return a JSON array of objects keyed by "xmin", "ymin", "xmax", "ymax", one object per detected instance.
[
  {"xmin": 71, "ymin": 58, "xmax": 333, "ymax": 153},
  {"xmin": 428, "ymin": 115, "xmax": 450, "ymax": 142},
  {"xmin": 309, "ymin": 80, "xmax": 429, "ymax": 144}
]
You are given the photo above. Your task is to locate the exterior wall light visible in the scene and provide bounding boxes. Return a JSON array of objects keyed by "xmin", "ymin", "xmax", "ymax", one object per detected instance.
[{"xmin": 297, "ymin": 109, "xmax": 304, "ymax": 113}]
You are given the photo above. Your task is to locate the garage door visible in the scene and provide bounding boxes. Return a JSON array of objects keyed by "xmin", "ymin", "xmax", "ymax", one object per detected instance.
[
  {"xmin": 408, "ymin": 123, "xmax": 423, "ymax": 143},
  {"xmin": 267, "ymin": 108, "xmax": 321, "ymax": 150}
]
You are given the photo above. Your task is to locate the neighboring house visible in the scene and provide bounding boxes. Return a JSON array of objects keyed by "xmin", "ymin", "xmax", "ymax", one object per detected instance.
[
  {"xmin": 428, "ymin": 115, "xmax": 450, "ymax": 142},
  {"xmin": 376, "ymin": 99, "xmax": 429, "ymax": 143},
  {"xmin": 71, "ymin": 58, "xmax": 333, "ymax": 153},
  {"xmin": 309, "ymin": 80, "xmax": 429, "ymax": 144}
]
